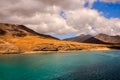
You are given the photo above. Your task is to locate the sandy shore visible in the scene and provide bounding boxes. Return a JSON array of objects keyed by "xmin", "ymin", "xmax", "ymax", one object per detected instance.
[
  {"xmin": 0, "ymin": 47, "xmax": 118, "ymax": 55},
  {"xmin": 22, "ymin": 47, "xmax": 111, "ymax": 54}
]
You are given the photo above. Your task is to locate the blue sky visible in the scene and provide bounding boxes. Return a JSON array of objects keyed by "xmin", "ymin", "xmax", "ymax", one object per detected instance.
[
  {"xmin": 0, "ymin": 0, "xmax": 120, "ymax": 39},
  {"xmin": 59, "ymin": 1, "xmax": 120, "ymax": 39},
  {"xmin": 93, "ymin": 1, "xmax": 120, "ymax": 18}
]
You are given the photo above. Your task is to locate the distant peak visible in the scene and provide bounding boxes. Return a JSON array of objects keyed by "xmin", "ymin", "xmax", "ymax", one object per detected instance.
[
  {"xmin": 96, "ymin": 33, "xmax": 109, "ymax": 37},
  {"xmin": 77, "ymin": 34, "xmax": 85, "ymax": 36},
  {"xmin": 77, "ymin": 34, "xmax": 92, "ymax": 37}
]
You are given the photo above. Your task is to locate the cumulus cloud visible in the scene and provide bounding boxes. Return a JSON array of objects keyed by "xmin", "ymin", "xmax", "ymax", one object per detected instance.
[{"xmin": 0, "ymin": 0, "xmax": 120, "ymax": 38}]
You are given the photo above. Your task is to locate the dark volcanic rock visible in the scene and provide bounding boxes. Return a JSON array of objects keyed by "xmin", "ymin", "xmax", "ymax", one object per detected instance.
[
  {"xmin": 64, "ymin": 34, "xmax": 92, "ymax": 42},
  {"xmin": 0, "ymin": 29, "xmax": 6, "ymax": 35},
  {"xmin": 83, "ymin": 37, "xmax": 107, "ymax": 44},
  {"xmin": 108, "ymin": 45, "xmax": 120, "ymax": 50}
]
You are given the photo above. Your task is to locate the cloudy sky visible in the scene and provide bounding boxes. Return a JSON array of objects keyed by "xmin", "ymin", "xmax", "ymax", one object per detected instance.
[{"xmin": 0, "ymin": 0, "xmax": 120, "ymax": 39}]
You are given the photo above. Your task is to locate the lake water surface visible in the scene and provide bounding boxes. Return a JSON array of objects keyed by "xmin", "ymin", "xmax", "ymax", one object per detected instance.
[{"xmin": 0, "ymin": 50, "xmax": 120, "ymax": 80}]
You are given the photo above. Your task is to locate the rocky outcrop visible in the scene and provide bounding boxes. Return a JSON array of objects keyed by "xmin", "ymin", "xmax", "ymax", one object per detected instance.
[
  {"xmin": 32, "ymin": 44, "xmax": 83, "ymax": 51},
  {"xmin": 32, "ymin": 44, "xmax": 58, "ymax": 51},
  {"xmin": 0, "ymin": 41, "xmax": 20, "ymax": 54}
]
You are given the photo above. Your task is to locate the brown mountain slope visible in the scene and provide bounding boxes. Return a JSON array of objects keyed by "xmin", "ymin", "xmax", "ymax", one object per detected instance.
[
  {"xmin": 0, "ymin": 23, "xmax": 112, "ymax": 54},
  {"xmin": 95, "ymin": 33, "xmax": 120, "ymax": 44},
  {"xmin": 64, "ymin": 34, "xmax": 106, "ymax": 44},
  {"xmin": 5, "ymin": 36, "xmax": 109, "ymax": 52},
  {"xmin": 0, "ymin": 39, "xmax": 19, "ymax": 53},
  {"xmin": 83, "ymin": 37, "xmax": 107, "ymax": 44},
  {"xmin": 64, "ymin": 34, "xmax": 92, "ymax": 42},
  {"xmin": 0, "ymin": 23, "xmax": 58, "ymax": 39},
  {"xmin": 64, "ymin": 33, "xmax": 120, "ymax": 44}
]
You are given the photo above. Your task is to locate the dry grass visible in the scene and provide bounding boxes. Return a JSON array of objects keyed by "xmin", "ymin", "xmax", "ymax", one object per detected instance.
[
  {"xmin": 0, "ymin": 36, "xmax": 109, "ymax": 52},
  {"xmin": 0, "ymin": 23, "xmax": 110, "ymax": 53}
]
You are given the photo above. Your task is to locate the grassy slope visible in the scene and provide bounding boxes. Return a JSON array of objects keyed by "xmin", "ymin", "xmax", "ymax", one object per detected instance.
[
  {"xmin": 0, "ymin": 35, "xmax": 110, "ymax": 52},
  {"xmin": 0, "ymin": 23, "xmax": 110, "ymax": 53}
]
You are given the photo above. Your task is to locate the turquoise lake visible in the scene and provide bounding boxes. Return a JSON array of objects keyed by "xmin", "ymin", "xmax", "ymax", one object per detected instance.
[{"xmin": 0, "ymin": 50, "xmax": 120, "ymax": 80}]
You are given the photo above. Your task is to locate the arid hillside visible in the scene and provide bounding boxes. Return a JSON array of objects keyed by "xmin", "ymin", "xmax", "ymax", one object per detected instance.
[
  {"xmin": 95, "ymin": 33, "xmax": 120, "ymax": 44},
  {"xmin": 0, "ymin": 23, "xmax": 112, "ymax": 54},
  {"xmin": 0, "ymin": 23, "xmax": 58, "ymax": 39}
]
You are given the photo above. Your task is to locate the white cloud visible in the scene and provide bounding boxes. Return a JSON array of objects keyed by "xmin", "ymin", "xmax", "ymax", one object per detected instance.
[
  {"xmin": 0, "ymin": 0, "xmax": 120, "ymax": 38},
  {"xmin": 26, "ymin": 13, "xmax": 77, "ymax": 35},
  {"xmin": 100, "ymin": 0, "xmax": 120, "ymax": 3}
]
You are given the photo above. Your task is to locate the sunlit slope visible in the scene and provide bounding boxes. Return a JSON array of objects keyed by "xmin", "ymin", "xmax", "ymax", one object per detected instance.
[
  {"xmin": 0, "ymin": 39, "xmax": 19, "ymax": 53},
  {"xmin": 2, "ymin": 36, "xmax": 109, "ymax": 52},
  {"xmin": 0, "ymin": 23, "xmax": 58, "ymax": 39},
  {"xmin": 0, "ymin": 23, "xmax": 110, "ymax": 53}
]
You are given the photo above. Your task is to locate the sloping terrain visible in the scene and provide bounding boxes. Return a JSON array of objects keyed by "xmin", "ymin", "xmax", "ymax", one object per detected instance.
[
  {"xmin": 64, "ymin": 34, "xmax": 92, "ymax": 42},
  {"xmin": 83, "ymin": 37, "xmax": 107, "ymax": 44},
  {"xmin": 0, "ymin": 23, "xmax": 112, "ymax": 54},
  {"xmin": 95, "ymin": 33, "xmax": 120, "ymax": 44},
  {"xmin": 64, "ymin": 34, "xmax": 106, "ymax": 44},
  {"xmin": 0, "ymin": 39, "xmax": 19, "ymax": 53},
  {"xmin": 64, "ymin": 33, "xmax": 120, "ymax": 44},
  {"xmin": 5, "ymin": 36, "xmax": 111, "ymax": 52},
  {"xmin": 0, "ymin": 23, "xmax": 58, "ymax": 39}
]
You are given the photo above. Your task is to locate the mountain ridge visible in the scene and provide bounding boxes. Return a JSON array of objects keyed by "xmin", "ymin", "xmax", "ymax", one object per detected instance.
[
  {"xmin": 64, "ymin": 33, "xmax": 120, "ymax": 44},
  {"xmin": 95, "ymin": 33, "xmax": 120, "ymax": 44},
  {"xmin": 0, "ymin": 23, "xmax": 118, "ymax": 54},
  {"xmin": 0, "ymin": 23, "xmax": 58, "ymax": 40},
  {"xmin": 64, "ymin": 34, "xmax": 92, "ymax": 42}
]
